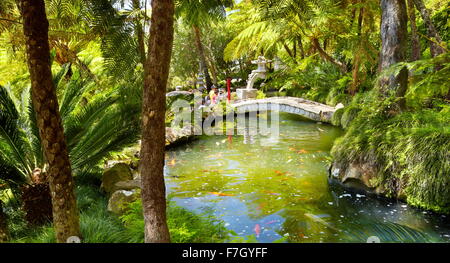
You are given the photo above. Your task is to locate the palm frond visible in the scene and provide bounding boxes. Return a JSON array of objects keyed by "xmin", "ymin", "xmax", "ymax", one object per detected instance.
[{"xmin": 0, "ymin": 85, "xmax": 33, "ymax": 177}]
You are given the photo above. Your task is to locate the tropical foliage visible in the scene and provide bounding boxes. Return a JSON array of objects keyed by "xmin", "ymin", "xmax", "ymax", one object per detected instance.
[
  {"xmin": 0, "ymin": 64, "xmax": 140, "ymax": 192},
  {"xmin": 0, "ymin": 0, "xmax": 448, "ymax": 243}
]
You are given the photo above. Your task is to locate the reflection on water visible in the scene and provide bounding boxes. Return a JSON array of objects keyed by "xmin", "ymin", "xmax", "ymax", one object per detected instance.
[{"xmin": 164, "ymin": 113, "xmax": 450, "ymax": 243}]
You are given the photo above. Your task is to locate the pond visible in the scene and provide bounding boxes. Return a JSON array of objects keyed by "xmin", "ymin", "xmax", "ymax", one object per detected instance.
[{"xmin": 164, "ymin": 112, "xmax": 450, "ymax": 243}]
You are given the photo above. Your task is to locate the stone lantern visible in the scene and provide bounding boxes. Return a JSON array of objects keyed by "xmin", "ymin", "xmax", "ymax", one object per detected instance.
[{"xmin": 237, "ymin": 56, "xmax": 272, "ymax": 100}]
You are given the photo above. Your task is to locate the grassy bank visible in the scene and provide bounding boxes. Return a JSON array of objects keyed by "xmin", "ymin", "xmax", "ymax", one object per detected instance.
[{"xmin": 331, "ymin": 91, "xmax": 450, "ymax": 214}]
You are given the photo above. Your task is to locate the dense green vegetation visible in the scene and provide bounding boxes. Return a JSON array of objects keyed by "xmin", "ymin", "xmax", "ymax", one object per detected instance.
[
  {"xmin": 7, "ymin": 173, "xmax": 230, "ymax": 243},
  {"xmin": 0, "ymin": 0, "xmax": 448, "ymax": 243}
]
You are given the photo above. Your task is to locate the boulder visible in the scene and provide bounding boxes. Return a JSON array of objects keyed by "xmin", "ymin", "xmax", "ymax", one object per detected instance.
[
  {"xmin": 114, "ymin": 179, "xmax": 141, "ymax": 191},
  {"xmin": 341, "ymin": 162, "xmax": 376, "ymax": 189},
  {"xmin": 101, "ymin": 163, "xmax": 133, "ymax": 194},
  {"xmin": 107, "ymin": 190, "xmax": 139, "ymax": 215},
  {"xmin": 330, "ymin": 161, "xmax": 380, "ymax": 194}
]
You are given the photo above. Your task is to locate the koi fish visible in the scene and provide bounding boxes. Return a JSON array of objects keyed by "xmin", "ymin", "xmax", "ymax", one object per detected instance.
[
  {"xmin": 297, "ymin": 149, "xmax": 308, "ymax": 154},
  {"xmin": 256, "ymin": 202, "xmax": 267, "ymax": 210},
  {"xmin": 274, "ymin": 170, "xmax": 286, "ymax": 175},
  {"xmin": 264, "ymin": 220, "xmax": 278, "ymax": 225},
  {"xmin": 209, "ymin": 192, "xmax": 234, "ymax": 197},
  {"xmin": 167, "ymin": 159, "xmax": 176, "ymax": 166},
  {"xmin": 254, "ymin": 224, "xmax": 261, "ymax": 237}
]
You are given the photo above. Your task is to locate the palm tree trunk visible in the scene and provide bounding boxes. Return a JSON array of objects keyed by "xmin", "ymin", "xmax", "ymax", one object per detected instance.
[
  {"xmin": 379, "ymin": 0, "xmax": 408, "ymax": 110},
  {"xmin": 193, "ymin": 25, "xmax": 213, "ymax": 90},
  {"xmin": 20, "ymin": 0, "xmax": 80, "ymax": 243},
  {"xmin": 0, "ymin": 201, "xmax": 8, "ymax": 242},
  {"xmin": 412, "ymin": 0, "xmax": 445, "ymax": 57},
  {"xmin": 408, "ymin": 0, "xmax": 421, "ymax": 61},
  {"xmin": 140, "ymin": 0, "xmax": 174, "ymax": 243}
]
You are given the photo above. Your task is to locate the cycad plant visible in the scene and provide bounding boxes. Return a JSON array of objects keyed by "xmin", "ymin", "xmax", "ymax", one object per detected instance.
[{"xmin": 0, "ymin": 64, "xmax": 141, "ymax": 225}]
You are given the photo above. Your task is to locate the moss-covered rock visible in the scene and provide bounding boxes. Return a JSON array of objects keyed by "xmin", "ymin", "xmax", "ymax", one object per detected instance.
[
  {"xmin": 107, "ymin": 190, "xmax": 139, "ymax": 215},
  {"xmin": 101, "ymin": 163, "xmax": 133, "ymax": 194}
]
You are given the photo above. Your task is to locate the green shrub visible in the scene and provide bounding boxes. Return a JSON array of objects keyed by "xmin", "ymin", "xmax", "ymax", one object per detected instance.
[
  {"xmin": 10, "ymin": 184, "xmax": 134, "ymax": 243},
  {"xmin": 120, "ymin": 198, "xmax": 231, "ymax": 243}
]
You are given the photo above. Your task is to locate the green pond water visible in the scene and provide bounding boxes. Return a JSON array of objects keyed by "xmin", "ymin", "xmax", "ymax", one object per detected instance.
[{"xmin": 165, "ymin": 113, "xmax": 450, "ymax": 243}]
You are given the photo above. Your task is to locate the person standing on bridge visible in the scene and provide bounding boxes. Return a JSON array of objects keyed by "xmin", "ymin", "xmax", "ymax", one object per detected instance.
[{"xmin": 209, "ymin": 85, "xmax": 219, "ymax": 105}]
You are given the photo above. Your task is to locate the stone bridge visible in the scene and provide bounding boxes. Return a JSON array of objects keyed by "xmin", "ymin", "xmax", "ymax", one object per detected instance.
[{"xmin": 230, "ymin": 97, "xmax": 339, "ymax": 123}]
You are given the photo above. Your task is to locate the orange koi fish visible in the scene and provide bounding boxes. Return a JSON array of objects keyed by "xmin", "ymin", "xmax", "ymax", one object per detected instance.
[
  {"xmin": 209, "ymin": 192, "xmax": 234, "ymax": 197},
  {"xmin": 254, "ymin": 224, "xmax": 261, "ymax": 237}
]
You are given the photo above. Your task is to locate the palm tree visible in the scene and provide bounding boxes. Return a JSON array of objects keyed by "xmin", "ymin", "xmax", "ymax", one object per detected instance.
[
  {"xmin": 175, "ymin": 0, "xmax": 233, "ymax": 90},
  {"xmin": 19, "ymin": 0, "xmax": 80, "ymax": 243},
  {"xmin": 140, "ymin": 0, "xmax": 174, "ymax": 243}
]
